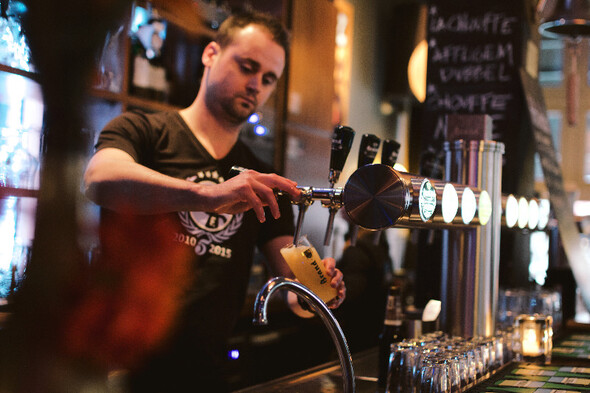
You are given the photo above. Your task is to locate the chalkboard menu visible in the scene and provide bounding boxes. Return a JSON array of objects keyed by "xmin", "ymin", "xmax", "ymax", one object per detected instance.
[
  {"xmin": 423, "ymin": 0, "xmax": 527, "ymax": 184},
  {"xmin": 520, "ymin": 68, "xmax": 590, "ymax": 313}
]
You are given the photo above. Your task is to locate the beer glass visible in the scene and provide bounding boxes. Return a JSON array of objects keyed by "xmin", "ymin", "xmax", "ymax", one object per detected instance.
[{"xmin": 280, "ymin": 235, "xmax": 337, "ymax": 303}]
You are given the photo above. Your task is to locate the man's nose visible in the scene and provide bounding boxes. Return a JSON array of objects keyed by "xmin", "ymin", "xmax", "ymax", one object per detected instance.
[{"xmin": 246, "ymin": 75, "xmax": 261, "ymax": 93}]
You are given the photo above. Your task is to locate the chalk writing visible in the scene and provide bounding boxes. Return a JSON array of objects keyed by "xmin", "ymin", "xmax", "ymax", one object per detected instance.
[
  {"xmin": 423, "ymin": 1, "xmax": 523, "ymax": 177},
  {"xmin": 439, "ymin": 63, "xmax": 511, "ymax": 83},
  {"xmin": 429, "ymin": 11, "xmax": 518, "ymax": 35},
  {"xmin": 426, "ymin": 90, "xmax": 513, "ymax": 113},
  {"xmin": 430, "ymin": 42, "xmax": 515, "ymax": 65}
]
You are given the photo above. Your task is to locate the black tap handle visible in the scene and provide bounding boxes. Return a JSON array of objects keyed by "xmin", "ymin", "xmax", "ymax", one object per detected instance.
[
  {"xmin": 358, "ymin": 134, "xmax": 381, "ymax": 167},
  {"xmin": 348, "ymin": 134, "xmax": 380, "ymax": 247},
  {"xmin": 328, "ymin": 125, "xmax": 355, "ymax": 185},
  {"xmin": 381, "ymin": 139, "xmax": 401, "ymax": 167}
]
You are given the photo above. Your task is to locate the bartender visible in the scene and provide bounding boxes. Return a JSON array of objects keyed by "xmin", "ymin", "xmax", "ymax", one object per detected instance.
[{"xmin": 84, "ymin": 10, "xmax": 346, "ymax": 393}]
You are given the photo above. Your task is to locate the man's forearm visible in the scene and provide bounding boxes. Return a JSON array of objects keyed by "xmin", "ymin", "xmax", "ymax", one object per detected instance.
[
  {"xmin": 84, "ymin": 151, "xmax": 205, "ymax": 214},
  {"xmin": 84, "ymin": 147, "xmax": 300, "ymax": 219}
]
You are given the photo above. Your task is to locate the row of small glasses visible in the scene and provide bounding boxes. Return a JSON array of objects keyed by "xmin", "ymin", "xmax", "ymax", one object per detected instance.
[{"xmin": 385, "ymin": 331, "xmax": 516, "ymax": 393}]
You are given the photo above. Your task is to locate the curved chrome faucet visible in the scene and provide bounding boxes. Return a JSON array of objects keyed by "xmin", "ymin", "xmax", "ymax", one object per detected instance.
[{"xmin": 253, "ymin": 277, "xmax": 355, "ymax": 393}]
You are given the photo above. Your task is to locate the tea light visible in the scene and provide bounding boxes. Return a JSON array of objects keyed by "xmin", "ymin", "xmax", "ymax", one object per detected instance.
[
  {"xmin": 521, "ymin": 320, "xmax": 541, "ymax": 356},
  {"xmin": 515, "ymin": 314, "xmax": 553, "ymax": 364}
]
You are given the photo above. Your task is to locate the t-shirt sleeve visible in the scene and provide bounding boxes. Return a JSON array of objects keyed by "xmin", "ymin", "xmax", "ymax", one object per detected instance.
[
  {"xmin": 94, "ymin": 111, "xmax": 155, "ymax": 164},
  {"xmin": 257, "ymin": 194, "xmax": 295, "ymax": 247}
]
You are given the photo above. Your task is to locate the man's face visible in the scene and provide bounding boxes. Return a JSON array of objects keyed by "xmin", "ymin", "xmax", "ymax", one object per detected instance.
[{"xmin": 202, "ymin": 24, "xmax": 286, "ymax": 125}]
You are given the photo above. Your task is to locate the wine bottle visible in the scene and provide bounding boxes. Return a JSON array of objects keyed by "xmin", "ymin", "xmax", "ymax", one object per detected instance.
[{"xmin": 377, "ymin": 285, "xmax": 404, "ymax": 390}]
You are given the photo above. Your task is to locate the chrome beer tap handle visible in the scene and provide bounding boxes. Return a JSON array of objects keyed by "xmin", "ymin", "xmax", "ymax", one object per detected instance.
[
  {"xmin": 290, "ymin": 187, "xmax": 344, "ymax": 244},
  {"xmin": 320, "ymin": 187, "xmax": 345, "ymax": 245},
  {"xmin": 253, "ymin": 277, "xmax": 355, "ymax": 393},
  {"xmin": 292, "ymin": 187, "xmax": 313, "ymax": 244}
]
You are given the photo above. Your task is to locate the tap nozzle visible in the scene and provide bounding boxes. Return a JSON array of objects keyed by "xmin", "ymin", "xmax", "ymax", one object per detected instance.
[{"xmin": 292, "ymin": 187, "xmax": 313, "ymax": 244}]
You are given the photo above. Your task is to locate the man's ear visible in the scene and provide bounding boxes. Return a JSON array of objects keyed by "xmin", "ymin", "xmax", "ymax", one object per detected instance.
[{"xmin": 202, "ymin": 41, "xmax": 220, "ymax": 67}]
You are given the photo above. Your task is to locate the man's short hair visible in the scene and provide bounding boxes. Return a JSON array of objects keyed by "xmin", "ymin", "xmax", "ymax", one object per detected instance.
[{"xmin": 215, "ymin": 10, "xmax": 290, "ymax": 58}]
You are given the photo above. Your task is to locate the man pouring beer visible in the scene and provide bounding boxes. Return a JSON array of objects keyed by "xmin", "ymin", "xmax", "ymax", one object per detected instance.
[{"xmin": 84, "ymin": 9, "xmax": 346, "ymax": 392}]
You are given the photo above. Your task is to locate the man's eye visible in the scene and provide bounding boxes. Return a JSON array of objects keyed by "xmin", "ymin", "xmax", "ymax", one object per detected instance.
[
  {"xmin": 240, "ymin": 64, "xmax": 253, "ymax": 73},
  {"xmin": 262, "ymin": 77, "xmax": 274, "ymax": 85}
]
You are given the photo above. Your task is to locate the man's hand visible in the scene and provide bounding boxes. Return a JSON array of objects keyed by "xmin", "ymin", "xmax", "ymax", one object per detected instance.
[
  {"xmin": 201, "ymin": 169, "xmax": 300, "ymax": 223},
  {"xmin": 322, "ymin": 257, "xmax": 346, "ymax": 309},
  {"xmin": 286, "ymin": 256, "xmax": 347, "ymax": 318}
]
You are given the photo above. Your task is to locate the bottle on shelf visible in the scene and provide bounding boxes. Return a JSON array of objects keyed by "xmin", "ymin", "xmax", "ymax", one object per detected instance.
[
  {"xmin": 129, "ymin": 6, "xmax": 169, "ymax": 102},
  {"xmin": 377, "ymin": 285, "xmax": 405, "ymax": 390}
]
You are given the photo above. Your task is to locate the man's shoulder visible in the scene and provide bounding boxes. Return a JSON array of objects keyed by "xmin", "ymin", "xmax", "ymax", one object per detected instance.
[
  {"xmin": 233, "ymin": 139, "xmax": 274, "ymax": 173},
  {"xmin": 107, "ymin": 110, "xmax": 180, "ymax": 129}
]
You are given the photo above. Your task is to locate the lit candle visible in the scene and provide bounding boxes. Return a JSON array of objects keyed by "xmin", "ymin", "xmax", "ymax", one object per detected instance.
[{"xmin": 521, "ymin": 321, "xmax": 541, "ymax": 356}]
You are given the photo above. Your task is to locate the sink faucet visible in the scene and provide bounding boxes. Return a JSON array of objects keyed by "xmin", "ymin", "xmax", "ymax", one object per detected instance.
[{"xmin": 253, "ymin": 277, "xmax": 356, "ymax": 393}]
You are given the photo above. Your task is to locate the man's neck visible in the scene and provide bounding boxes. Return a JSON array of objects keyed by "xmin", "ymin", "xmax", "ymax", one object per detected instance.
[{"xmin": 179, "ymin": 100, "xmax": 241, "ymax": 160}]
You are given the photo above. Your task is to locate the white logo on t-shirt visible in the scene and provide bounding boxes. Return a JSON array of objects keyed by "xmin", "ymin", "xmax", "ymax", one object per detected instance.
[{"xmin": 178, "ymin": 170, "xmax": 243, "ymax": 256}]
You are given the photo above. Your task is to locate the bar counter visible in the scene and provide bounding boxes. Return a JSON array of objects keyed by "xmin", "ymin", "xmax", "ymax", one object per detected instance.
[
  {"xmin": 233, "ymin": 349, "xmax": 379, "ymax": 393},
  {"xmin": 233, "ymin": 323, "xmax": 590, "ymax": 393}
]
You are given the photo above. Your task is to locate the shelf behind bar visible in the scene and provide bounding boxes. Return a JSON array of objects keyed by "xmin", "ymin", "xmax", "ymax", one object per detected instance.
[{"xmin": 0, "ymin": 186, "xmax": 39, "ymax": 199}]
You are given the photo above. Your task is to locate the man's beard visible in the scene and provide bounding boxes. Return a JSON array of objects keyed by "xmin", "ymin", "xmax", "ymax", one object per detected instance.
[
  {"xmin": 205, "ymin": 89, "xmax": 256, "ymax": 126},
  {"xmin": 221, "ymin": 96, "xmax": 255, "ymax": 124}
]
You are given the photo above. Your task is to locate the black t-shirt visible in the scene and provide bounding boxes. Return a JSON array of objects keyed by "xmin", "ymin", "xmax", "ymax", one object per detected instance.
[{"xmin": 95, "ymin": 110, "xmax": 295, "ymax": 390}]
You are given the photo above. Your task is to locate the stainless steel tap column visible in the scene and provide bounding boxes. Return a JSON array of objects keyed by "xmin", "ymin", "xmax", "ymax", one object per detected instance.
[{"xmin": 441, "ymin": 140, "xmax": 504, "ymax": 338}]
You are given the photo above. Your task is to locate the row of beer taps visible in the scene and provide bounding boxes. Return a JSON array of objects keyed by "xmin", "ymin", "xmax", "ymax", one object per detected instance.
[
  {"xmin": 231, "ymin": 125, "xmax": 496, "ymax": 249},
  {"xmin": 290, "ymin": 126, "xmax": 403, "ymax": 247}
]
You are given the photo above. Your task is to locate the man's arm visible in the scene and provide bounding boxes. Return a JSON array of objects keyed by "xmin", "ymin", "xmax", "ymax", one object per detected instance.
[
  {"xmin": 84, "ymin": 147, "xmax": 301, "ymax": 222},
  {"xmin": 260, "ymin": 235, "xmax": 346, "ymax": 318}
]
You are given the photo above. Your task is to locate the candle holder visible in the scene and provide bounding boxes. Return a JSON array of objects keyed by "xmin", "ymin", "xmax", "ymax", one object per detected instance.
[{"xmin": 514, "ymin": 314, "xmax": 553, "ymax": 364}]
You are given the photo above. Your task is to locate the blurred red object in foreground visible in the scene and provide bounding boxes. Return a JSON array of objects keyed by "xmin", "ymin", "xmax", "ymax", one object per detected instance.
[{"xmin": 60, "ymin": 212, "xmax": 192, "ymax": 369}]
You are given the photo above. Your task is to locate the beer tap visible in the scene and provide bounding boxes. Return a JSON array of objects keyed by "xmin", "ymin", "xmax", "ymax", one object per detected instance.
[
  {"xmin": 371, "ymin": 139, "xmax": 401, "ymax": 244},
  {"xmin": 349, "ymin": 134, "xmax": 381, "ymax": 246},
  {"xmin": 381, "ymin": 139, "xmax": 401, "ymax": 168},
  {"xmin": 292, "ymin": 187, "xmax": 312, "ymax": 244},
  {"xmin": 226, "ymin": 166, "xmax": 345, "ymax": 245},
  {"xmin": 323, "ymin": 126, "xmax": 355, "ymax": 246}
]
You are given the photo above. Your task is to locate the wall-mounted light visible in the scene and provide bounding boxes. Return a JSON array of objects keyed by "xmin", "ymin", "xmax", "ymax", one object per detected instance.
[{"xmin": 408, "ymin": 39, "xmax": 428, "ymax": 103}]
